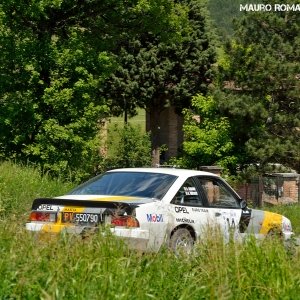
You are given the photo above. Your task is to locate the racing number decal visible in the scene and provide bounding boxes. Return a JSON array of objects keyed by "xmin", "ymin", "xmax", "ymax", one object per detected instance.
[{"xmin": 226, "ymin": 217, "xmax": 236, "ymax": 228}]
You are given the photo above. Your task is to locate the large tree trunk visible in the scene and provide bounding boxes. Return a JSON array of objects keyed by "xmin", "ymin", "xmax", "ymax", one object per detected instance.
[
  {"xmin": 147, "ymin": 104, "xmax": 161, "ymax": 167},
  {"xmin": 146, "ymin": 100, "xmax": 184, "ymax": 167}
]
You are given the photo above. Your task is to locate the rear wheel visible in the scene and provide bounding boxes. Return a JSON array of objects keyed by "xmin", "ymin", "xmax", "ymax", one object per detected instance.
[{"xmin": 169, "ymin": 228, "xmax": 194, "ymax": 256}]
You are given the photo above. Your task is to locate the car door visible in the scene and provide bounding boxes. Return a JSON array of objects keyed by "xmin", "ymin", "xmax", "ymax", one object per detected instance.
[
  {"xmin": 168, "ymin": 177, "xmax": 211, "ymax": 239},
  {"xmin": 195, "ymin": 176, "xmax": 243, "ymax": 241}
]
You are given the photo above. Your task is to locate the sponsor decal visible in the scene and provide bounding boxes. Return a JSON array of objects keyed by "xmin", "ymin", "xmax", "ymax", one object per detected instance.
[
  {"xmin": 64, "ymin": 207, "xmax": 79, "ymax": 212},
  {"xmin": 183, "ymin": 186, "xmax": 198, "ymax": 195},
  {"xmin": 225, "ymin": 217, "xmax": 236, "ymax": 228},
  {"xmin": 146, "ymin": 214, "xmax": 163, "ymax": 223},
  {"xmin": 175, "ymin": 207, "xmax": 189, "ymax": 214},
  {"xmin": 176, "ymin": 218, "xmax": 195, "ymax": 224},
  {"xmin": 192, "ymin": 207, "xmax": 208, "ymax": 213},
  {"xmin": 38, "ymin": 204, "xmax": 54, "ymax": 211}
]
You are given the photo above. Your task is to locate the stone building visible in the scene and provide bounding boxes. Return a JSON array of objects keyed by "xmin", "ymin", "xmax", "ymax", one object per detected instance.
[
  {"xmin": 236, "ymin": 173, "xmax": 300, "ymax": 207},
  {"xmin": 146, "ymin": 106, "xmax": 184, "ymax": 165}
]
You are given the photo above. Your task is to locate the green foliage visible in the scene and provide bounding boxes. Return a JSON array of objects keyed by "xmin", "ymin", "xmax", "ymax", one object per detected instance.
[
  {"xmin": 1, "ymin": 161, "xmax": 300, "ymax": 299},
  {"xmin": 100, "ymin": 124, "xmax": 151, "ymax": 171},
  {"xmin": 102, "ymin": 0, "xmax": 217, "ymax": 160},
  {"xmin": 0, "ymin": 161, "xmax": 73, "ymax": 217},
  {"xmin": 176, "ymin": 94, "xmax": 238, "ymax": 172},
  {"xmin": 216, "ymin": 0, "xmax": 300, "ymax": 173},
  {"xmin": 0, "ymin": 0, "xmax": 187, "ymax": 180},
  {"xmin": 1, "ymin": 219, "xmax": 300, "ymax": 299},
  {"xmin": 105, "ymin": 0, "xmax": 216, "ymax": 113},
  {"xmin": 0, "ymin": 0, "xmax": 114, "ymax": 180},
  {"xmin": 208, "ymin": 0, "xmax": 252, "ymax": 37}
]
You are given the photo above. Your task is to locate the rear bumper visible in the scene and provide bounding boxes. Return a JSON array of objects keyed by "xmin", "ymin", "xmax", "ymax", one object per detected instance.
[
  {"xmin": 26, "ymin": 223, "xmax": 41, "ymax": 231},
  {"xmin": 110, "ymin": 227, "xmax": 150, "ymax": 251},
  {"xmin": 26, "ymin": 222, "xmax": 85, "ymax": 234},
  {"xmin": 26, "ymin": 222, "xmax": 150, "ymax": 251}
]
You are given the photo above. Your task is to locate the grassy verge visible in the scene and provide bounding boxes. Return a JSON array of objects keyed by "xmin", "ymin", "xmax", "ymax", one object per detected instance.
[
  {"xmin": 0, "ymin": 161, "xmax": 73, "ymax": 219},
  {"xmin": 1, "ymin": 161, "xmax": 300, "ymax": 299},
  {"xmin": 1, "ymin": 224, "xmax": 300, "ymax": 299}
]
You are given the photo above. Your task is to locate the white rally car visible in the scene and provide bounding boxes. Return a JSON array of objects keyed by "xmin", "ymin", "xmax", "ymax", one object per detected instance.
[{"xmin": 26, "ymin": 168, "xmax": 293, "ymax": 253}]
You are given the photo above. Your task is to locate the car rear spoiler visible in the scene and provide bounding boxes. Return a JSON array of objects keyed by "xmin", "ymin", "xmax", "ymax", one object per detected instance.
[{"xmin": 31, "ymin": 198, "xmax": 138, "ymax": 212}]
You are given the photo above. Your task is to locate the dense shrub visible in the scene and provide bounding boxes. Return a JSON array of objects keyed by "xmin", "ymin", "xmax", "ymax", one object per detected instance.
[{"xmin": 99, "ymin": 124, "xmax": 152, "ymax": 172}]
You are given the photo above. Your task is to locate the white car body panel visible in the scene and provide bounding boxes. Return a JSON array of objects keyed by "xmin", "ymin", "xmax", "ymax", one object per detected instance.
[{"xmin": 26, "ymin": 168, "xmax": 293, "ymax": 252}]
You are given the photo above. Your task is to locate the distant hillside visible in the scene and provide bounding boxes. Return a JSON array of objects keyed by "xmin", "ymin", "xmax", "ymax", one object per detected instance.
[{"xmin": 208, "ymin": 0, "xmax": 254, "ymax": 38}]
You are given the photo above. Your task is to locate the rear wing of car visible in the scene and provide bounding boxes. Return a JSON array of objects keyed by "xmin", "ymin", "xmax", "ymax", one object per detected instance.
[{"xmin": 31, "ymin": 197, "xmax": 137, "ymax": 214}]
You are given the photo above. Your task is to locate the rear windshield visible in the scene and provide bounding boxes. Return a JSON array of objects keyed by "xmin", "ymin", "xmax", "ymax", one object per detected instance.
[{"xmin": 68, "ymin": 171, "xmax": 177, "ymax": 200}]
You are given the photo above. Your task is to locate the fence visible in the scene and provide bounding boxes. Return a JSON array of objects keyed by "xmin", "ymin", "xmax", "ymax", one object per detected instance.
[{"xmin": 235, "ymin": 173, "xmax": 300, "ymax": 207}]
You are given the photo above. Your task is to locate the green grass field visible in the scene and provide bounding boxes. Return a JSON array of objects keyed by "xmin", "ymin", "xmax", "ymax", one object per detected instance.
[
  {"xmin": 105, "ymin": 109, "xmax": 148, "ymax": 158},
  {"xmin": 1, "ymin": 161, "xmax": 300, "ymax": 299},
  {"xmin": 108, "ymin": 109, "xmax": 146, "ymax": 129}
]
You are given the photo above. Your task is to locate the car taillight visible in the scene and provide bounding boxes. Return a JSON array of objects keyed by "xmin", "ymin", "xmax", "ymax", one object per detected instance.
[
  {"xmin": 111, "ymin": 216, "xmax": 139, "ymax": 228},
  {"xmin": 29, "ymin": 211, "xmax": 57, "ymax": 222}
]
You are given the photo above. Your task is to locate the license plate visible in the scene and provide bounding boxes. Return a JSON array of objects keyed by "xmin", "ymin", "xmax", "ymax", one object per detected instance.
[{"xmin": 62, "ymin": 212, "xmax": 101, "ymax": 225}]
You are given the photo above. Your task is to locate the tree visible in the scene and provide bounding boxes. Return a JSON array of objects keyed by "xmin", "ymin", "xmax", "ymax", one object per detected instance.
[
  {"xmin": 208, "ymin": 0, "xmax": 249, "ymax": 37},
  {"xmin": 0, "ymin": 0, "xmax": 116, "ymax": 180},
  {"xmin": 0, "ymin": 0, "xmax": 187, "ymax": 180},
  {"xmin": 102, "ymin": 0, "xmax": 217, "ymax": 165},
  {"xmin": 179, "ymin": 94, "xmax": 237, "ymax": 172},
  {"xmin": 99, "ymin": 124, "xmax": 152, "ymax": 172},
  {"xmin": 216, "ymin": 0, "xmax": 300, "ymax": 173}
]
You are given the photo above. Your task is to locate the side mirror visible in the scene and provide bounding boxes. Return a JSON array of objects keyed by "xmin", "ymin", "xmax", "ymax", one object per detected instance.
[{"xmin": 240, "ymin": 199, "xmax": 247, "ymax": 210}]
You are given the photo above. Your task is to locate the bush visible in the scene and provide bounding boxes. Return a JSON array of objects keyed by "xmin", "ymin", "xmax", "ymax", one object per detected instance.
[{"xmin": 99, "ymin": 124, "xmax": 151, "ymax": 172}]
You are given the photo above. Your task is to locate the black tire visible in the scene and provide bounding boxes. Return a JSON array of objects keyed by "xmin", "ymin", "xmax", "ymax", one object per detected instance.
[{"xmin": 169, "ymin": 228, "xmax": 194, "ymax": 256}]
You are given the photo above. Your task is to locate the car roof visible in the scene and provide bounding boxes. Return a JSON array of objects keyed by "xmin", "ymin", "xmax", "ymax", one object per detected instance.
[{"xmin": 107, "ymin": 167, "xmax": 219, "ymax": 177}]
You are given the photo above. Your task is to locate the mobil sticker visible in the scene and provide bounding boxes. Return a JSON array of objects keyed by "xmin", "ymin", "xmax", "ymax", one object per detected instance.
[{"xmin": 146, "ymin": 214, "xmax": 164, "ymax": 223}]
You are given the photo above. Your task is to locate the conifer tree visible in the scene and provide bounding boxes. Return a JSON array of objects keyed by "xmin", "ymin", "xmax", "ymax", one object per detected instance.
[
  {"xmin": 102, "ymin": 0, "xmax": 217, "ymax": 164},
  {"xmin": 216, "ymin": 0, "xmax": 300, "ymax": 173}
]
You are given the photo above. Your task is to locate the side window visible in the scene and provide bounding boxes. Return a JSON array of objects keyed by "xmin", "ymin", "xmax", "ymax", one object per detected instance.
[
  {"xmin": 196, "ymin": 178, "xmax": 239, "ymax": 208},
  {"xmin": 172, "ymin": 178, "xmax": 203, "ymax": 206}
]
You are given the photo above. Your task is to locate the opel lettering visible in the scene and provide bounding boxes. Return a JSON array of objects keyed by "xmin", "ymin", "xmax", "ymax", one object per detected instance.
[{"xmin": 175, "ymin": 207, "xmax": 189, "ymax": 214}]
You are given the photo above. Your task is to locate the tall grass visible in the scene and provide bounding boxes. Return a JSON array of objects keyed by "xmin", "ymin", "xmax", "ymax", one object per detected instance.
[
  {"xmin": 1, "ymin": 161, "xmax": 300, "ymax": 299},
  {"xmin": 0, "ymin": 161, "xmax": 73, "ymax": 219},
  {"xmin": 1, "ymin": 224, "xmax": 300, "ymax": 299}
]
